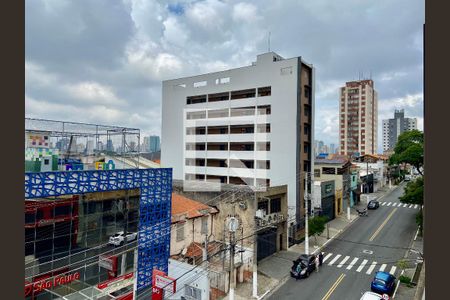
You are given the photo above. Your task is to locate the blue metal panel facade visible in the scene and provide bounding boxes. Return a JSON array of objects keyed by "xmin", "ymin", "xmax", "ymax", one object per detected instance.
[{"xmin": 25, "ymin": 168, "xmax": 172, "ymax": 292}]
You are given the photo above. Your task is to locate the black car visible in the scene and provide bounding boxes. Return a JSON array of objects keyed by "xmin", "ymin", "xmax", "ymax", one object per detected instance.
[
  {"xmin": 290, "ymin": 253, "xmax": 322, "ymax": 279},
  {"xmin": 367, "ymin": 200, "xmax": 380, "ymax": 209}
]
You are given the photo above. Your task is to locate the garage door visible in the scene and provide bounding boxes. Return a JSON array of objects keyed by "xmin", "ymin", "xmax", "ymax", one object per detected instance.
[{"xmin": 257, "ymin": 228, "xmax": 277, "ymax": 261}]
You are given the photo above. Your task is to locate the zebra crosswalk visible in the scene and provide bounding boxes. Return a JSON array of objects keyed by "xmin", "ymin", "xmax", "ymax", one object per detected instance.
[
  {"xmin": 320, "ymin": 252, "xmax": 399, "ymax": 277},
  {"xmin": 379, "ymin": 202, "xmax": 419, "ymax": 209}
]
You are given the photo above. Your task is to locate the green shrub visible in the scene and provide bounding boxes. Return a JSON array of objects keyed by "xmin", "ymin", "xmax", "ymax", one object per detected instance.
[{"xmin": 399, "ymin": 275, "xmax": 411, "ymax": 284}]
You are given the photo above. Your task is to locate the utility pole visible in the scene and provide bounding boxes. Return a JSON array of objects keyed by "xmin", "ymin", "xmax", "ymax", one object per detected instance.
[
  {"xmin": 203, "ymin": 235, "xmax": 210, "ymax": 300},
  {"xmin": 228, "ymin": 216, "xmax": 238, "ymax": 300},
  {"xmin": 304, "ymin": 172, "xmax": 309, "ymax": 255},
  {"xmin": 346, "ymin": 175, "xmax": 351, "ymax": 221},
  {"xmin": 252, "ymin": 188, "xmax": 258, "ymax": 298}
]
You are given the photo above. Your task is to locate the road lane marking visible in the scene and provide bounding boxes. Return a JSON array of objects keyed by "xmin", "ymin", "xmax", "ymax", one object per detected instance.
[
  {"xmin": 347, "ymin": 257, "xmax": 359, "ymax": 270},
  {"xmin": 387, "ymin": 202, "xmax": 392, "ymax": 206},
  {"xmin": 381, "ymin": 202, "xmax": 386, "ymax": 206},
  {"xmin": 409, "ymin": 204, "xmax": 413, "ymax": 208},
  {"xmin": 414, "ymin": 204, "xmax": 418, "ymax": 209},
  {"xmin": 366, "ymin": 261, "xmax": 377, "ymax": 274},
  {"xmin": 392, "ymin": 203, "xmax": 397, "ymax": 207},
  {"xmin": 321, "ymin": 273, "xmax": 346, "ymax": 300},
  {"xmin": 369, "ymin": 208, "xmax": 398, "ymax": 241},
  {"xmin": 403, "ymin": 204, "xmax": 407, "ymax": 207},
  {"xmin": 323, "ymin": 253, "xmax": 333, "ymax": 263},
  {"xmin": 356, "ymin": 259, "xmax": 368, "ymax": 272},
  {"xmin": 390, "ymin": 266, "xmax": 397, "ymax": 275},
  {"xmin": 328, "ymin": 254, "xmax": 342, "ymax": 266},
  {"xmin": 337, "ymin": 256, "xmax": 350, "ymax": 268},
  {"xmin": 379, "ymin": 264, "xmax": 387, "ymax": 272}
]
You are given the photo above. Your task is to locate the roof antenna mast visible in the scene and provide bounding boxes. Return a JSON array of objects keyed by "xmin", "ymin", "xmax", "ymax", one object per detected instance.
[{"xmin": 268, "ymin": 31, "xmax": 271, "ymax": 52}]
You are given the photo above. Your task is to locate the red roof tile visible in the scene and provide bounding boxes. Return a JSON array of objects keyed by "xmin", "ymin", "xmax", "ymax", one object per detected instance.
[{"xmin": 171, "ymin": 193, "xmax": 217, "ymax": 222}]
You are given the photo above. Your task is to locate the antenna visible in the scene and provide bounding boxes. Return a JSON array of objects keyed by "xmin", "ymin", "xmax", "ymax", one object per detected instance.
[{"xmin": 268, "ymin": 31, "xmax": 271, "ymax": 52}]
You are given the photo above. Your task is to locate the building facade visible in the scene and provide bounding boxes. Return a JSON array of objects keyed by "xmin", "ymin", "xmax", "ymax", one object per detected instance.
[
  {"xmin": 149, "ymin": 136, "xmax": 161, "ymax": 153},
  {"xmin": 339, "ymin": 79, "xmax": 378, "ymax": 156},
  {"xmin": 161, "ymin": 52, "xmax": 314, "ymax": 234},
  {"xmin": 382, "ymin": 109, "xmax": 417, "ymax": 151}
]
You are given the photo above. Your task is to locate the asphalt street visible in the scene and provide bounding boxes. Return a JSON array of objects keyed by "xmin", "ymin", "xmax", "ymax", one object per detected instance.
[{"xmin": 269, "ymin": 182, "xmax": 420, "ymax": 300}]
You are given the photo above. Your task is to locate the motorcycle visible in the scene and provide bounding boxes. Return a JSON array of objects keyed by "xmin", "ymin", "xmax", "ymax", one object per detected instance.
[{"xmin": 356, "ymin": 208, "xmax": 368, "ymax": 217}]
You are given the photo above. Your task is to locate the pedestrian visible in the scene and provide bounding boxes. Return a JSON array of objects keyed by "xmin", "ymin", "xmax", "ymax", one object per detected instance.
[
  {"xmin": 315, "ymin": 255, "xmax": 320, "ymax": 272},
  {"xmin": 319, "ymin": 252, "xmax": 324, "ymax": 266}
]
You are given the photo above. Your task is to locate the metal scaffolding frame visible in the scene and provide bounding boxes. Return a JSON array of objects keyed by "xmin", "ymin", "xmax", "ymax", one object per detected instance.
[{"xmin": 25, "ymin": 118, "xmax": 141, "ymax": 169}]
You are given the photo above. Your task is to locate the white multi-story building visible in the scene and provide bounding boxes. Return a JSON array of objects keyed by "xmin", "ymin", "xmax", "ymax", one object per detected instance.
[
  {"xmin": 339, "ymin": 79, "xmax": 378, "ymax": 156},
  {"xmin": 382, "ymin": 109, "xmax": 417, "ymax": 151},
  {"xmin": 161, "ymin": 52, "xmax": 314, "ymax": 237}
]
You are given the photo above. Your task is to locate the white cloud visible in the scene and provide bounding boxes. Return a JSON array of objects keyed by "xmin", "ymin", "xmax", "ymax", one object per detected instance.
[
  {"xmin": 66, "ymin": 82, "xmax": 125, "ymax": 106},
  {"xmin": 232, "ymin": 2, "xmax": 259, "ymax": 23}
]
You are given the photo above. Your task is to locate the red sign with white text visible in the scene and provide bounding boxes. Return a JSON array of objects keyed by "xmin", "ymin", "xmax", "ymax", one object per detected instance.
[{"xmin": 25, "ymin": 271, "xmax": 80, "ymax": 297}]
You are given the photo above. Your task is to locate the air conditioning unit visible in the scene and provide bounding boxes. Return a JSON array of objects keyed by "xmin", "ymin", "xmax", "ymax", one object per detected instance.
[
  {"xmin": 262, "ymin": 214, "xmax": 273, "ymax": 224},
  {"xmin": 255, "ymin": 209, "xmax": 266, "ymax": 219}
]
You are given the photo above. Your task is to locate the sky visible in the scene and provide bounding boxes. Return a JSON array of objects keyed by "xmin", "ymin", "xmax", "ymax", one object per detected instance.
[{"xmin": 25, "ymin": 0, "xmax": 424, "ymax": 153}]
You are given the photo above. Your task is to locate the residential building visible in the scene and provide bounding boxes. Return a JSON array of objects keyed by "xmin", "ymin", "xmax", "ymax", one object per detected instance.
[
  {"xmin": 339, "ymin": 79, "xmax": 378, "ymax": 156},
  {"xmin": 149, "ymin": 135, "xmax": 161, "ymax": 153},
  {"xmin": 313, "ymin": 158, "xmax": 353, "ymax": 217},
  {"xmin": 382, "ymin": 109, "xmax": 418, "ymax": 151},
  {"xmin": 170, "ymin": 193, "xmax": 218, "ymax": 264},
  {"xmin": 161, "ymin": 52, "xmax": 314, "ymax": 237}
]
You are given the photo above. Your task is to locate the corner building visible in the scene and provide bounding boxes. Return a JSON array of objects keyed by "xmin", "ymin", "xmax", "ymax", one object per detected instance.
[
  {"xmin": 161, "ymin": 52, "xmax": 314, "ymax": 241},
  {"xmin": 339, "ymin": 79, "xmax": 378, "ymax": 156}
]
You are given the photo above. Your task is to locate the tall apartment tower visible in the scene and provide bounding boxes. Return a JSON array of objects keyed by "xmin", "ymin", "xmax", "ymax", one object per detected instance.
[
  {"xmin": 339, "ymin": 79, "xmax": 378, "ymax": 156},
  {"xmin": 162, "ymin": 52, "xmax": 314, "ymax": 235},
  {"xmin": 382, "ymin": 109, "xmax": 417, "ymax": 151}
]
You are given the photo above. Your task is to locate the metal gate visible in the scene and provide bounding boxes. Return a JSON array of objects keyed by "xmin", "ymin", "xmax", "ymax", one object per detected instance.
[
  {"xmin": 321, "ymin": 195, "xmax": 335, "ymax": 221},
  {"xmin": 257, "ymin": 228, "xmax": 277, "ymax": 261}
]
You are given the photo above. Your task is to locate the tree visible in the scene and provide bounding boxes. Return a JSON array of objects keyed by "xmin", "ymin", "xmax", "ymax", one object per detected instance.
[
  {"xmin": 389, "ymin": 130, "xmax": 424, "ymax": 175},
  {"xmin": 308, "ymin": 216, "xmax": 328, "ymax": 242},
  {"xmin": 400, "ymin": 177, "xmax": 424, "ymax": 232},
  {"xmin": 399, "ymin": 177, "xmax": 424, "ymax": 206}
]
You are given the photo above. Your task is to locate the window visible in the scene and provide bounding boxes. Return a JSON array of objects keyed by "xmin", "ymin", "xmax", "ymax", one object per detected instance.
[
  {"xmin": 257, "ymin": 105, "xmax": 271, "ymax": 115},
  {"xmin": 230, "ymin": 107, "xmax": 255, "ymax": 117},
  {"xmin": 201, "ymin": 216, "xmax": 208, "ymax": 235},
  {"xmin": 256, "ymin": 142, "xmax": 270, "ymax": 151},
  {"xmin": 208, "ymin": 92, "xmax": 229, "ymax": 102},
  {"xmin": 314, "ymin": 169, "xmax": 320, "ymax": 177},
  {"xmin": 186, "ymin": 111, "xmax": 206, "ymax": 120},
  {"xmin": 187, "ymin": 95, "xmax": 207, "ymax": 105},
  {"xmin": 257, "ymin": 86, "xmax": 271, "ymax": 97},
  {"xmin": 55, "ymin": 205, "xmax": 71, "ymax": 216},
  {"xmin": 185, "ymin": 285, "xmax": 202, "ymax": 300},
  {"xmin": 186, "ymin": 143, "xmax": 206, "ymax": 151},
  {"xmin": 44, "ymin": 159, "xmax": 50, "ymax": 165},
  {"xmin": 325, "ymin": 184, "xmax": 333, "ymax": 194},
  {"xmin": 230, "ymin": 124, "xmax": 254, "ymax": 134},
  {"xmin": 304, "ymin": 85, "xmax": 311, "ymax": 98},
  {"xmin": 256, "ymin": 160, "xmax": 270, "ymax": 169},
  {"xmin": 229, "ymin": 159, "xmax": 254, "ymax": 168},
  {"xmin": 257, "ymin": 123, "xmax": 271, "ymax": 133},
  {"xmin": 25, "ymin": 212, "xmax": 36, "ymax": 224},
  {"xmin": 270, "ymin": 198, "xmax": 281, "ymax": 213},
  {"xmin": 258, "ymin": 200, "xmax": 269, "ymax": 215},
  {"xmin": 230, "ymin": 142, "xmax": 254, "ymax": 151},
  {"xmin": 230, "ymin": 88, "xmax": 256, "ymax": 100},
  {"xmin": 208, "ymin": 108, "xmax": 229, "ymax": 118},
  {"xmin": 207, "ymin": 143, "xmax": 228, "ymax": 151},
  {"xmin": 176, "ymin": 223, "xmax": 185, "ymax": 242},
  {"xmin": 322, "ymin": 167, "xmax": 336, "ymax": 174}
]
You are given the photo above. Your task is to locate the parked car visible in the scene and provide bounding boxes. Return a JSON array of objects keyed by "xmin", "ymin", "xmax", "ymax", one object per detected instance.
[
  {"xmin": 367, "ymin": 200, "xmax": 380, "ymax": 210},
  {"xmin": 109, "ymin": 231, "xmax": 138, "ymax": 246},
  {"xmin": 360, "ymin": 291, "xmax": 386, "ymax": 300},
  {"xmin": 371, "ymin": 271, "xmax": 396, "ymax": 296},
  {"xmin": 290, "ymin": 254, "xmax": 321, "ymax": 279}
]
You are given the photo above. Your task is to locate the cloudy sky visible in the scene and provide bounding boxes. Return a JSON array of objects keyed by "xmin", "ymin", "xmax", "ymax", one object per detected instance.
[{"xmin": 25, "ymin": 0, "xmax": 424, "ymax": 153}]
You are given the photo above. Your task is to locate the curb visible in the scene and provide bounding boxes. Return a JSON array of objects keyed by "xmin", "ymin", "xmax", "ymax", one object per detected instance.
[{"xmin": 260, "ymin": 185, "xmax": 401, "ymax": 299}]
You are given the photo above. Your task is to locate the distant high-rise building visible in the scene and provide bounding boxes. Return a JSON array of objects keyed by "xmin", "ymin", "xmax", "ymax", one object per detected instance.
[
  {"xmin": 339, "ymin": 79, "xmax": 378, "ymax": 156},
  {"xmin": 85, "ymin": 140, "xmax": 95, "ymax": 155},
  {"xmin": 149, "ymin": 136, "xmax": 160, "ymax": 153},
  {"xmin": 330, "ymin": 143, "xmax": 335, "ymax": 154},
  {"xmin": 143, "ymin": 136, "xmax": 151, "ymax": 153},
  {"xmin": 382, "ymin": 109, "xmax": 417, "ymax": 151},
  {"xmin": 106, "ymin": 139, "xmax": 114, "ymax": 152}
]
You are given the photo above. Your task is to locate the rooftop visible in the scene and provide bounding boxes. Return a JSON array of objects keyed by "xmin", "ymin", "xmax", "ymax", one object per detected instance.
[{"xmin": 171, "ymin": 193, "xmax": 218, "ymax": 222}]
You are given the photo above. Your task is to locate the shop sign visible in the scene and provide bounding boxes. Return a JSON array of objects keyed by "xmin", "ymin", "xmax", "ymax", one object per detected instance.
[
  {"xmin": 97, "ymin": 272, "xmax": 134, "ymax": 295},
  {"xmin": 25, "ymin": 272, "xmax": 80, "ymax": 297}
]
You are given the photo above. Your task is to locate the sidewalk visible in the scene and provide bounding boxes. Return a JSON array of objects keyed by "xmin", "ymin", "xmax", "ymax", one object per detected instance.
[
  {"xmin": 393, "ymin": 228, "xmax": 424, "ymax": 300},
  {"xmin": 224, "ymin": 184, "xmax": 398, "ymax": 300}
]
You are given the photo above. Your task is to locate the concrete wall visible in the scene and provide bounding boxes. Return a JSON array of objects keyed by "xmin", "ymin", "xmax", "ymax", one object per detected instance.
[{"xmin": 167, "ymin": 259, "xmax": 209, "ymax": 300}]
